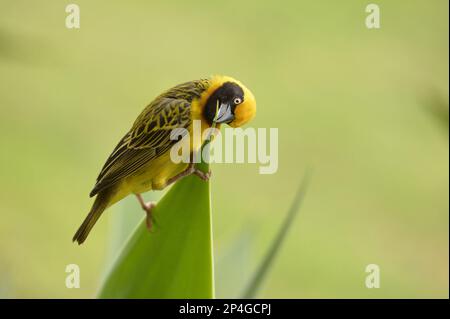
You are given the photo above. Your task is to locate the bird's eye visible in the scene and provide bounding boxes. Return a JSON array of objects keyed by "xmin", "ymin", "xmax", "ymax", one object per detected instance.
[{"xmin": 233, "ymin": 97, "xmax": 242, "ymax": 105}]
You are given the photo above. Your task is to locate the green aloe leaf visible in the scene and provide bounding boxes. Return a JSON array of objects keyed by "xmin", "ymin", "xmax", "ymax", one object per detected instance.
[{"xmin": 98, "ymin": 161, "xmax": 214, "ymax": 299}]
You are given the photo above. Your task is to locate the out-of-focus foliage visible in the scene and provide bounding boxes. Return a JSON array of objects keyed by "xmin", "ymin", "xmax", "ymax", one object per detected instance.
[
  {"xmin": 242, "ymin": 173, "xmax": 310, "ymax": 298},
  {"xmin": 423, "ymin": 91, "xmax": 449, "ymax": 131},
  {"xmin": 0, "ymin": 0, "xmax": 448, "ymax": 298}
]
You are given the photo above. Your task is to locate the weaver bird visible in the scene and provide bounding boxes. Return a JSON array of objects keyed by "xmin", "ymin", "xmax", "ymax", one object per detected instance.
[{"xmin": 73, "ymin": 75, "xmax": 256, "ymax": 244}]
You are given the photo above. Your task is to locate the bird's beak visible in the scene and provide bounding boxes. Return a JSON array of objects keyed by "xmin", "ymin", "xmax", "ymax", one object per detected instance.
[{"xmin": 215, "ymin": 102, "xmax": 235, "ymax": 124}]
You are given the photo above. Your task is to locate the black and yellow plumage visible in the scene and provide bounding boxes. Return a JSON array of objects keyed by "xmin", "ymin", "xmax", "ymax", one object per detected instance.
[{"xmin": 73, "ymin": 75, "xmax": 256, "ymax": 244}]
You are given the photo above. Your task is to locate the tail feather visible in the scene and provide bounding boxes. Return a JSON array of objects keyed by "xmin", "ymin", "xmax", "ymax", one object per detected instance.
[{"xmin": 73, "ymin": 189, "xmax": 111, "ymax": 245}]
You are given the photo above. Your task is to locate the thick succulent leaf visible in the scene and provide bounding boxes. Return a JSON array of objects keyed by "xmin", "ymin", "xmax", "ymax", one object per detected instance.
[{"xmin": 98, "ymin": 163, "xmax": 214, "ymax": 298}]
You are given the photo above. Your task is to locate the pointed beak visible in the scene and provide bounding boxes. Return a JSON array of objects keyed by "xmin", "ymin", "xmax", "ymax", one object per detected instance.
[{"xmin": 215, "ymin": 102, "xmax": 235, "ymax": 124}]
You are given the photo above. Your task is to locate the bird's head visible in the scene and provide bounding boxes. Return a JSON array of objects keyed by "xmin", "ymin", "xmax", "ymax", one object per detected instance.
[{"xmin": 203, "ymin": 76, "xmax": 256, "ymax": 128}]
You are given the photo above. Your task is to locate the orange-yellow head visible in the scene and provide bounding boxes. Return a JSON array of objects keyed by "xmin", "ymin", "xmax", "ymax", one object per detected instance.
[{"xmin": 203, "ymin": 76, "xmax": 256, "ymax": 128}]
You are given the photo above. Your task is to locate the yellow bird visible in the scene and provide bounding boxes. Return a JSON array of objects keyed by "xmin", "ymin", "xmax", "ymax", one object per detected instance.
[{"xmin": 73, "ymin": 75, "xmax": 256, "ymax": 244}]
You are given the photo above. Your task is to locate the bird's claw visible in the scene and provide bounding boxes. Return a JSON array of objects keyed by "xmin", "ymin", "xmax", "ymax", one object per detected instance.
[
  {"xmin": 142, "ymin": 202, "xmax": 156, "ymax": 232},
  {"xmin": 193, "ymin": 168, "xmax": 212, "ymax": 181}
]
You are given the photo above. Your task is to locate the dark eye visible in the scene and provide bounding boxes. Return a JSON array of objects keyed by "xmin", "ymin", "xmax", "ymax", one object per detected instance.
[{"xmin": 233, "ymin": 97, "xmax": 242, "ymax": 105}]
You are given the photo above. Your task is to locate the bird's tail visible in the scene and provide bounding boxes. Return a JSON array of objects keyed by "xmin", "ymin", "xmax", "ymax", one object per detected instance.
[{"xmin": 73, "ymin": 189, "xmax": 112, "ymax": 245}]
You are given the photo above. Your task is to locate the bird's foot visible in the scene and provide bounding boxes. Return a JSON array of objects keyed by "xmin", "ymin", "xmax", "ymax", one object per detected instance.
[
  {"xmin": 193, "ymin": 168, "xmax": 212, "ymax": 181},
  {"xmin": 142, "ymin": 201, "xmax": 156, "ymax": 232},
  {"xmin": 135, "ymin": 194, "xmax": 156, "ymax": 232}
]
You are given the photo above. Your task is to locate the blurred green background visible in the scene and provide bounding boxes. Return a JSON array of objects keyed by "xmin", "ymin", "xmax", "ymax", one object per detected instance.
[{"xmin": 0, "ymin": 0, "xmax": 448, "ymax": 298}]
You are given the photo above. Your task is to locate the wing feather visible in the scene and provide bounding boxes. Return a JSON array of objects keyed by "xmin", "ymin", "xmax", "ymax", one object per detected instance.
[{"xmin": 89, "ymin": 98, "xmax": 191, "ymax": 197}]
